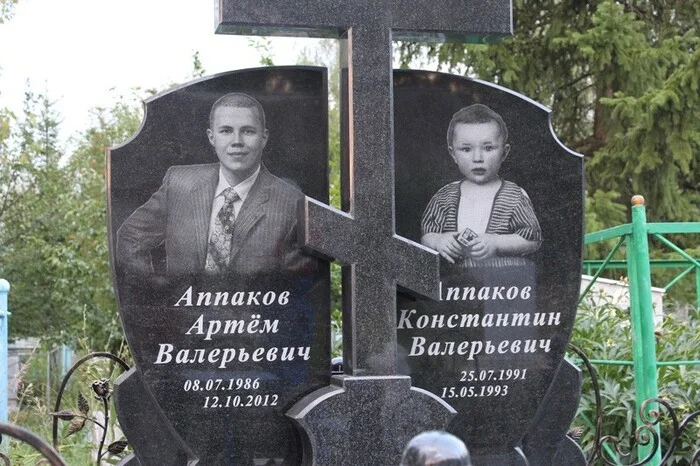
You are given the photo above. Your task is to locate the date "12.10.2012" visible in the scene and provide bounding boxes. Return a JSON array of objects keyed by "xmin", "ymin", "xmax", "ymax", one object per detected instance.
[{"xmin": 203, "ymin": 394, "xmax": 279, "ymax": 409}]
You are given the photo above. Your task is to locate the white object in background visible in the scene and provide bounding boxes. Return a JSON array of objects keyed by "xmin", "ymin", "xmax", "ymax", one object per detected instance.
[{"xmin": 580, "ymin": 274, "xmax": 664, "ymax": 326}]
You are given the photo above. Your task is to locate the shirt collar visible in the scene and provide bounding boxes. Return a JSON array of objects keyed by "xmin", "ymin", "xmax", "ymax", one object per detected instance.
[{"xmin": 215, "ymin": 166, "xmax": 261, "ymax": 203}]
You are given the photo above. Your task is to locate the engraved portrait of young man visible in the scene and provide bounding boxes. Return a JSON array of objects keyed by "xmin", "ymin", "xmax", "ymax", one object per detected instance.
[{"xmin": 116, "ymin": 92, "xmax": 314, "ymax": 285}]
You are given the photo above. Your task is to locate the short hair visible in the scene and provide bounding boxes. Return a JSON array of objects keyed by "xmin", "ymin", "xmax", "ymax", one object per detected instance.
[
  {"xmin": 446, "ymin": 104, "xmax": 508, "ymax": 148},
  {"xmin": 209, "ymin": 92, "xmax": 266, "ymax": 130},
  {"xmin": 400, "ymin": 431, "xmax": 472, "ymax": 466}
]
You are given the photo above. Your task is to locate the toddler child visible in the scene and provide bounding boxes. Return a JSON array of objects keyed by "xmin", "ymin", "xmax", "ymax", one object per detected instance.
[{"xmin": 421, "ymin": 104, "xmax": 541, "ymax": 264}]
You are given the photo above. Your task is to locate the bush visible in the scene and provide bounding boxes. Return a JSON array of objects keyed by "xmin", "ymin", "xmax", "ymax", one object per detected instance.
[{"xmin": 571, "ymin": 294, "xmax": 700, "ymax": 464}]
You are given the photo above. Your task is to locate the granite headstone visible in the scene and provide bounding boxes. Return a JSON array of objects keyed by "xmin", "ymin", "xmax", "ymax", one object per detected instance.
[
  {"xmin": 108, "ymin": 67, "xmax": 331, "ymax": 465},
  {"xmin": 394, "ymin": 71, "xmax": 584, "ymax": 465}
]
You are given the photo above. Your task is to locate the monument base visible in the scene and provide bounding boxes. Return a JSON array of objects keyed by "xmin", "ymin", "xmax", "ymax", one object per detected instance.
[{"xmin": 287, "ymin": 374, "xmax": 456, "ymax": 466}]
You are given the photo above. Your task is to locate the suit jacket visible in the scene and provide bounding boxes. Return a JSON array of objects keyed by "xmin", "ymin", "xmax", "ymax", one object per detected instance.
[{"xmin": 116, "ymin": 163, "xmax": 310, "ymax": 279}]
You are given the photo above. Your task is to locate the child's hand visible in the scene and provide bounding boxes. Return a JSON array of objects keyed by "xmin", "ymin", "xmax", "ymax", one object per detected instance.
[
  {"xmin": 431, "ymin": 232, "xmax": 464, "ymax": 264},
  {"xmin": 467, "ymin": 234, "xmax": 499, "ymax": 260}
]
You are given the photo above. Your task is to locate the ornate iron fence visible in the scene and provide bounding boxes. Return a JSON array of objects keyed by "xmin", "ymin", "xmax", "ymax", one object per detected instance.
[{"xmin": 0, "ymin": 352, "xmax": 131, "ymax": 465}]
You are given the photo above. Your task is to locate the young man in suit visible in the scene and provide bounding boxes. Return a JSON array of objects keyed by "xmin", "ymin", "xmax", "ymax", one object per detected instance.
[{"xmin": 116, "ymin": 93, "xmax": 311, "ymax": 282}]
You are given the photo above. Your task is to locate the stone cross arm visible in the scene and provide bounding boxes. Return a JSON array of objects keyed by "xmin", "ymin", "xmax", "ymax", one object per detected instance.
[
  {"xmin": 216, "ymin": 0, "xmax": 512, "ymax": 41},
  {"xmin": 301, "ymin": 198, "xmax": 439, "ymax": 298}
]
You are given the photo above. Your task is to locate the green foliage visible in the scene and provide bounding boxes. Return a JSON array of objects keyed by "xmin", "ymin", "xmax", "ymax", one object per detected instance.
[
  {"xmin": 191, "ymin": 50, "xmax": 206, "ymax": 78},
  {"xmin": 397, "ymin": 0, "xmax": 700, "ymax": 233},
  {"xmin": 584, "ymin": 189, "xmax": 629, "ymax": 261},
  {"xmin": 0, "ymin": 0, "xmax": 17, "ymax": 23},
  {"xmin": 572, "ymin": 298, "xmax": 700, "ymax": 464},
  {"xmin": 0, "ymin": 87, "xmax": 142, "ymax": 351},
  {"xmin": 0, "ymin": 88, "xmax": 74, "ymax": 341},
  {"xmin": 586, "ymin": 190, "xmax": 627, "ymax": 235},
  {"xmin": 330, "ymin": 263, "xmax": 343, "ymax": 357},
  {"xmin": 248, "ymin": 38, "xmax": 276, "ymax": 66},
  {"xmin": 9, "ymin": 345, "xmax": 131, "ymax": 465},
  {"xmin": 594, "ymin": 44, "xmax": 700, "ymax": 224},
  {"xmin": 61, "ymin": 97, "xmax": 142, "ymax": 351}
]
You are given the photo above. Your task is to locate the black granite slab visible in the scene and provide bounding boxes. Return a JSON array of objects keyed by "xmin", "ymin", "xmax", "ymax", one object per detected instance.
[
  {"xmin": 108, "ymin": 67, "xmax": 330, "ymax": 465},
  {"xmin": 115, "ymin": 368, "xmax": 193, "ymax": 465},
  {"xmin": 553, "ymin": 436, "xmax": 586, "ymax": 466},
  {"xmin": 521, "ymin": 359, "xmax": 586, "ymax": 465},
  {"xmin": 394, "ymin": 70, "xmax": 584, "ymax": 465}
]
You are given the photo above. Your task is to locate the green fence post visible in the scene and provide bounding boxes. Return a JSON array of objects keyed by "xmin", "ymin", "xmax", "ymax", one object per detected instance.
[
  {"xmin": 696, "ymin": 266, "xmax": 700, "ymax": 312},
  {"xmin": 0, "ymin": 279, "xmax": 9, "ymax": 430},
  {"xmin": 628, "ymin": 195, "xmax": 661, "ymax": 464}
]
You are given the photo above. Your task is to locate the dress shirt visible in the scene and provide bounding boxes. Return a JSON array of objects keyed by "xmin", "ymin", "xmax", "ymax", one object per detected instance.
[{"xmin": 207, "ymin": 166, "xmax": 260, "ymax": 241}]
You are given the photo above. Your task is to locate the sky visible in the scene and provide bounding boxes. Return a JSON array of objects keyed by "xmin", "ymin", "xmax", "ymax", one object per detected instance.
[{"xmin": 0, "ymin": 0, "xmax": 323, "ymax": 148}]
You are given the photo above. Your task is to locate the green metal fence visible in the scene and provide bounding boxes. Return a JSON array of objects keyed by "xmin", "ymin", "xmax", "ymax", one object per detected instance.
[{"xmin": 579, "ymin": 195, "xmax": 700, "ymax": 464}]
